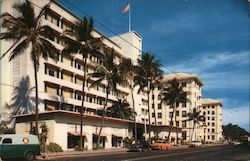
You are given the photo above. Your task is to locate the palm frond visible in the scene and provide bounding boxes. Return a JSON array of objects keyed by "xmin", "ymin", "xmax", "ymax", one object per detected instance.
[{"xmin": 8, "ymin": 37, "xmax": 29, "ymax": 61}]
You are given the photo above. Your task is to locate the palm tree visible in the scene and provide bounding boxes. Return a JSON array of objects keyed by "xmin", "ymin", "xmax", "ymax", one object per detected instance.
[
  {"xmin": 118, "ymin": 58, "xmax": 138, "ymax": 142},
  {"xmin": 185, "ymin": 108, "xmax": 205, "ymax": 141},
  {"xmin": 89, "ymin": 48, "xmax": 122, "ymax": 149},
  {"xmin": 0, "ymin": 0, "xmax": 59, "ymax": 135},
  {"xmin": 161, "ymin": 78, "xmax": 188, "ymax": 145},
  {"xmin": 62, "ymin": 17, "xmax": 101, "ymax": 151},
  {"xmin": 134, "ymin": 52, "xmax": 163, "ymax": 143},
  {"xmin": 106, "ymin": 99, "xmax": 134, "ymax": 120}
]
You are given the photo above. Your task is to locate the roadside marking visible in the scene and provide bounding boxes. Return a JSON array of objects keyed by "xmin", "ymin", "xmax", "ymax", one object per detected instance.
[{"xmin": 121, "ymin": 147, "xmax": 228, "ymax": 161}]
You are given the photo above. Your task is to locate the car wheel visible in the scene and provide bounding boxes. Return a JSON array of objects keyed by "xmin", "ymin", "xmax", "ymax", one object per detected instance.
[{"xmin": 25, "ymin": 151, "xmax": 35, "ymax": 161}]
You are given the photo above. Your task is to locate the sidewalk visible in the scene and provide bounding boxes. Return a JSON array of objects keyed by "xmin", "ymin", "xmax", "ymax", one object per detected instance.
[
  {"xmin": 36, "ymin": 144, "xmax": 224, "ymax": 160},
  {"xmin": 36, "ymin": 147, "xmax": 127, "ymax": 160}
]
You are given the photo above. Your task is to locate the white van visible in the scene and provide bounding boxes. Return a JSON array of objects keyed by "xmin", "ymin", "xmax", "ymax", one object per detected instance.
[{"xmin": 0, "ymin": 134, "xmax": 40, "ymax": 161}]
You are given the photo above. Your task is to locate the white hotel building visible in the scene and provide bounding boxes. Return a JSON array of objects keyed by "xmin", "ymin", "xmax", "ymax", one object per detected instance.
[{"xmin": 0, "ymin": 0, "xmax": 221, "ymax": 150}]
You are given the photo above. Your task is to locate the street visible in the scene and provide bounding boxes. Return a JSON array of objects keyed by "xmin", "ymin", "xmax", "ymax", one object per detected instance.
[{"xmin": 46, "ymin": 145, "xmax": 249, "ymax": 161}]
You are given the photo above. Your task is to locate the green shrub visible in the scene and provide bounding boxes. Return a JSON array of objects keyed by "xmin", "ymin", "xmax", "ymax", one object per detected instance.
[{"xmin": 47, "ymin": 143, "xmax": 63, "ymax": 152}]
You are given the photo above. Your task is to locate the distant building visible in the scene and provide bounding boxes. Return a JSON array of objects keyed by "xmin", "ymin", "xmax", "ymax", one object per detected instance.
[
  {"xmin": 152, "ymin": 73, "xmax": 203, "ymax": 142},
  {"xmin": 201, "ymin": 98, "xmax": 223, "ymax": 142}
]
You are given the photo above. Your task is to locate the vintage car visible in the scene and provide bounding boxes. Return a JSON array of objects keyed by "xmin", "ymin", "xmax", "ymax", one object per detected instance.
[{"xmin": 0, "ymin": 134, "xmax": 40, "ymax": 161}]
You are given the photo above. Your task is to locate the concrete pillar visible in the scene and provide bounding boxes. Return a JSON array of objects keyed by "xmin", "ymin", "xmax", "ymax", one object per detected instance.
[
  {"xmin": 85, "ymin": 134, "xmax": 92, "ymax": 150},
  {"xmin": 106, "ymin": 135, "xmax": 112, "ymax": 149}
]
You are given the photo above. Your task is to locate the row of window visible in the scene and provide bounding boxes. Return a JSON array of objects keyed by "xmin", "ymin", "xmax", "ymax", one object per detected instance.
[
  {"xmin": 45, "ymin": 83, "xmax": 114, "ymax": 106},
  {"xmin": 203, "ymin": 111, "xmax": 215, "ymax": 115}
]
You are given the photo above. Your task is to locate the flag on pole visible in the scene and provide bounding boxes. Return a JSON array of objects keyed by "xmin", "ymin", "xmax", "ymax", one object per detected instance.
[{"xmin": 122, "ymin": 4, "xmax": 130, "ymax": 13}]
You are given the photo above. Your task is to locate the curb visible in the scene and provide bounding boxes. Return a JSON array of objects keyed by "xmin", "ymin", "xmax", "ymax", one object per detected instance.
[{"xmin": 36, "ymin": 149, "xmax": 127, "ymax": 160}]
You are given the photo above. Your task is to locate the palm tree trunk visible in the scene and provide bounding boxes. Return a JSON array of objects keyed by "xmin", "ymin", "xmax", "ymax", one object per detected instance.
[
  {"xmin": 152, "ymin": 89, "xmax": 158, "ymax": 140},
  {"xmin": 167, "ymin": 102, "xmax": 176, "ymax": 143},
  {"xmin": 174, "ymin": 107, "xmax": 178, "ymax": 145},
  {"xmin": 131, "ymin": 87, "xmax": 137, "ymax": 143},
  {"xmin": 97, "ymin": 85, "xmax": 109, "ymax": 149},
  {"xmin": 34, "ymin": 60, "xmax": 39, "ymax": 136},
  {"xmin": 147, "ymin": 84, "xmax": 151, "ymax": 143},
  {"xmin": 191, "ymin": 121, "xmax": 196, "ymax": 142},
  {"xmin": 79, "ymin": 57, "xmax": 87, "ymax": 151}
]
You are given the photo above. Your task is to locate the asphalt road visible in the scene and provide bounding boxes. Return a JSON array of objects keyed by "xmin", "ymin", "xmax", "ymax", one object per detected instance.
[{"xmin": 47, "ymin": 145, "xmax": 249, "ymax": 161}]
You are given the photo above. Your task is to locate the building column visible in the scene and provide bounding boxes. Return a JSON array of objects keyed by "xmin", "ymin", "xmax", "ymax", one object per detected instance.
[
  {"xmin": 105, "ymin": 135, "xmax": 112, "ymax": 149},
  {"xmin": 85, "ymin": 134, "xmax": 92, "ymax": 150}
]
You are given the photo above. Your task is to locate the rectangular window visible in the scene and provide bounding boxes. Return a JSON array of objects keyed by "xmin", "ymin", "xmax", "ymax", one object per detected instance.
[
  {"xmin": 45, "ymin": 85, "xmax": 58, "ymax": 95},
  {"xmin": 158, "ymin": 113, "xmax": 162, "ymax": 118},
  {"xmin": 169, "ymin": 112, "xmax": 173, "ymax": 117},
  {"xmin": 152, "ymin": 104, "xmax": 154, "ymax": 109},
  {"xmin": 182, "ymin": 111, "xmax": 187, "ymax": 117},
  {"xmin": 212, "ymin": 117, "xmax": 215, "ymax": 121},
  {"xmin": 176, "ymin": 121, "xmax": 179, "ymax": 127},
  {"xmin": 152, "ymin": 94, "xmax": 155, "ymax": 99},
  {"xmin": 158, "ymin": 95, "xmax": 161, "ymax": 100},
  {"xmin": 158, "ymin": 103, "xmax": 162, "ymax": 109},
  {"xmin": 62, "ymin": 89, "xmax": 73, "ymax": 98},
  {"xmin": 182, "ymin": 121, "xmax": 186, "ymax": 128},
  {"xmin": 48, "ymin": 69, "xmax": 55, "ymax": 76},
  {"xmin": 212, "ymin": 123, "xmax": 215, "ymax": 126},
  {"xmin": 212, "ymin": 135, "xmax": 215, "ymax": 140},
  {"xmin": 176, "ymin": 111, "xmax": 179, "ymax": 116},
  {"xmin": 152, "ymin": 113, "xmax": 155, "ymax": 118},
  {"xmin": 212, "ymin": 129, "xmax": 215, "ymax": 133}
]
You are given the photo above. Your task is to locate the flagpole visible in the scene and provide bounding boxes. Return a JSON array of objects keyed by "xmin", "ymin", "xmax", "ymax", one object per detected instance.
[{"xmin": 129, "ymin": 2, "xmax": 131, "ymax": 32}]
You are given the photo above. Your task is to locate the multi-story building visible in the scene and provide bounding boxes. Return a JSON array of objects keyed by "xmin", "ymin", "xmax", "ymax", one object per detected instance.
[
  {"xmin": 0, "ymin": 0, "xmax": 222, "ymax": 150},
  {"xmin": 201, "ymin": 98, "xmax": 223, "ymax": 142},
  {"xmin": 0, "ymin": 0, "xmax": 180, "ymax": 150},
  {"xmin": 152, "ymin": 73, "xmax": 203, "ymax": 142}
]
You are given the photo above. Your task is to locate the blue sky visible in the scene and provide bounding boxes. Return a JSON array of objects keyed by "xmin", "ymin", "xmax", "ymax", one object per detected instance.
[{"xmin": 58, "ymin": 0, "xmax": 249, "ymax": 131}]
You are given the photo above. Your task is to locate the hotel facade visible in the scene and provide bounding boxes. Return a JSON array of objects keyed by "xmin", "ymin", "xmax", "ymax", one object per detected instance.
[{"xmin": 0, "ymin": 0, "xmax": 221, "ymax": 150}]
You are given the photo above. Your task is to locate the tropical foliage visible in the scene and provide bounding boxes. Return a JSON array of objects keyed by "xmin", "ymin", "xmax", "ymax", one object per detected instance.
[
  {"xmin": 106, "ymin": 99, "xmax": 134, "ymax": 120},
  {"xmin": 0, "ymin": 0, "xmax": 59, "ymax": 135},
  {"xmin": 89, "ymin": 48, "xmax": 122, "ymax": 149},
  {"xmin": 62, "ymin": 17, "xmax": 101, "ymax": 151},
  {"xmin": 223, "ymin": 123, "xmax": 249, "ymax": 141},
  {"xmin": 134, "ymin": 52, "xmax": 163, "ymax": 142},
  {"xmin": 185, "ymin": 108, "xmax": 205, "ymax": 141},
  {"xmin": 118, "ymin": 58, "xmax": 138, "ymax": 141},
  {"xmin": 161, "ymin": 78, "xmax": 188, "ymax": 144}
]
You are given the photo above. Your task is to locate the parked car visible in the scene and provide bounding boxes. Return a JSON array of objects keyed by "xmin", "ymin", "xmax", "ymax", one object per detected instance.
[
  {"xmin": 0, "ymin": 134, "xmax": 40, "ymax": 161},
  {"xmin": 128, "ymin": 141, "xmax": 159, "ymax": 152},
  {"xmin": 151, "ymin": 141, "xmax": 171, "ymax": 150},
  {"xmin": 233, "ymin": 141, "xmax": 241, "ymax": 146},
  {"xmin": 189, "ymin": 141, "xmax": 202, "ymax": 147}
]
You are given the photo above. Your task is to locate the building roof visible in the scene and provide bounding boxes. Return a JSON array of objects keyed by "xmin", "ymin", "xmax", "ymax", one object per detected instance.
[
  {"xmin": 161, "ymin": 73, "xmax": 203, "ymax": 86},
  {"xmin": 13, "ymin": 110, "xmax": 181, "ymax": 130},
  {"xmin": 201, "ymin": 98, "xmax": 223, "ymax": 107}
]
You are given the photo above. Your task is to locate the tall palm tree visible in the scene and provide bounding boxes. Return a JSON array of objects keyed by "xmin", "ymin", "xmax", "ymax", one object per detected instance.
[
  {"xmin": 0, "ymin": 0, "xmax": 59, "ymax": 135},
  {"xmin": 185, "ymin": 108, "xmax": 205, "ymax": 141},
  {"xmin": 161, "ymin": 78, "xmax": 188, "ymax": 145},
  {"xmin": 106, "ymin": 99, "xmax": 134, "ymax": 120},
  {"xmin": 62, "ymin": 17, "xmax": 101, "ymax": 151},
  {"xmin": 89, "ymin": 48, "xmax": 122, "ymax": 149},
  {"xmin": 118, "ymin": 58, "xmax": 138, "ymax": 142},
  {"xmin": 134, "ymin": 52, "xmax": 163, "ymax": 143}
]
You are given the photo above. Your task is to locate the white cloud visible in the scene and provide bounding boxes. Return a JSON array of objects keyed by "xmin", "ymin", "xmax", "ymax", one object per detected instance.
[{"xmin": 165, "ymin": 51, "xmax": 249, "ymax": 90}]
